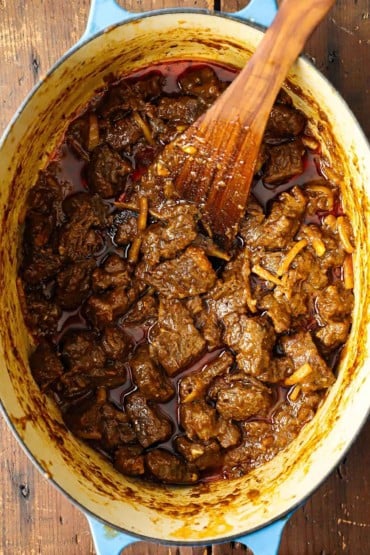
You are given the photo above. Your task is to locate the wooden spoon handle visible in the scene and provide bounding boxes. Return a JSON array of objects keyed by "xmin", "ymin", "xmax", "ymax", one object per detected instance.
[
  {"xmin": 220, "ymin": 0, "xmax": 336, "ymax": 132},
  {"xmin": 174, "ymin": 0, "xmax": 336, "ymax": 243}
]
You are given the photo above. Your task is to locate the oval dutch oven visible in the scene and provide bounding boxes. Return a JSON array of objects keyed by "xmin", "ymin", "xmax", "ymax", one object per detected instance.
[{"xmin": 0, "ymin": 1, "xmax": 369, "ymax": 554}]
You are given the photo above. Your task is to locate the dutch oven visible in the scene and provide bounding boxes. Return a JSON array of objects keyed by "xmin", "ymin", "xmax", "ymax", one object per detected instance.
[{"xmin": 0, "ymin": 1, "xmax": 369, "ymax": 554}]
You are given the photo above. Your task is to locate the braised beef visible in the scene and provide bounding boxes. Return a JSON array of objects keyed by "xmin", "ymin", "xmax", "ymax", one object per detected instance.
[
  {"xmin": 264, "ymin": 139, "xmax": 306, "ymax": 184},
  {"xmin": 64, "ymin": 395, "xmax": 136, "ymax": 447},
  {"xmin": 130, "ymin": 344, "xmax": 175, "ymax": 402},
  {"xmin": 30, "ymin": 341, "xmax": 64, "ymax": 391},
  {"xmin": 125, "ymin": 392, "xmax": 172, "ymax": 448},
  {"xmin": 265, "ymin": 104, "xmax": 306, "ymax": 142},
  {"xmin": 223, "ymin": 313, "xmax": 276, "ymax": 380},
  {"xmin": 88, "ymin": 145, "xmax": 131, "ymax": 198},
  {"xmin": 138, "ymin": 245, "xmax": 216, "ymax": 298},
  {"xmin": 175, "ymin": 436, "xmax": 221, "ymax": 470},
  {"xmin": 140, "ymin": 202, "xmax": 198, "ymax": 265},
  {"xmin": 150, "ymin": 298, "xmax": 206, "ymax": 376},
  {"xmin": 56, "ymin": 258, "xmax": 96, "ymax": 310},
  {"xmin": 146, "ymin": 449, "xmax": 198, "ymax": 484},
  {"xmin": 208, "ymin": 374, "xmax": 272, "ymax": 420},
  {"xmin": 21, "ymin": 61, "xmax": 354, "ymax": 486},
  {"xmin": 114, "ymin": 445, "xmax": 145, "ymax": 476}
]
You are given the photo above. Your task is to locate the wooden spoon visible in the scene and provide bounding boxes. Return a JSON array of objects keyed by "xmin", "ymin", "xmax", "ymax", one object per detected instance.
[{"xmin": 139, "ymin": 0, "xmax": 335, "ymax": 247}]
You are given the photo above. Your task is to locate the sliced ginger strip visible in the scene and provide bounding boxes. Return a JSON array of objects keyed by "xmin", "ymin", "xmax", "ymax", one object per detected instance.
[
  {"xmin": 337, "ymin": 216, "xmax": 355, "ymax": 254},
  {"xmin": 343, "ymin": 254, "xmax": 354, "ymax": 290},
  {"xmin": 128, "ymin": 196, "xmax": 148, "ymax": 263},
  {"xmin": 277, "ymin": 239, "xmax": 308, "ymax": 277},
  {"xmin": 285, "ymin": 362, "xmax": 313, "ymax": 386},
  {"xmin": 289, "ymin": 384, "xmax": 301, "ymax": 402},
  {"xmin": 252, "ymin": 264, "xmax": 282, "ymax": 287},
  {"xmin": 133, "ymin": 111, "xmax": 155, "ymax": 145}
]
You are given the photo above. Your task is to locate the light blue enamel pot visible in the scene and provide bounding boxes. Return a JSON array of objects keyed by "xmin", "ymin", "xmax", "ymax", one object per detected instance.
[{"xmin": 0, "ymin": 1, "xmax": 369, "ymax": 554}]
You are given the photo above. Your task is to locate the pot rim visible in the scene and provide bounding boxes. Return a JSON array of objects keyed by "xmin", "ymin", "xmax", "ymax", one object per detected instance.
[{"xmin": 1, "ymin": 7, "xmax": 369, "ymax": 546}]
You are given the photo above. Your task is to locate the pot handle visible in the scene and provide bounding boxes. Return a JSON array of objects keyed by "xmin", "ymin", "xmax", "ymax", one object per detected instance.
[
  {"xmin": 233, "ymin": 0, "xmax": 278, "ymax": 27},
  {"xmin": 86, "ymin": 512, "xmax": 290, "ymax": 554},
  {"xmin": 83, "ymin": 0, "xmax": 132, "ymax": 40}
]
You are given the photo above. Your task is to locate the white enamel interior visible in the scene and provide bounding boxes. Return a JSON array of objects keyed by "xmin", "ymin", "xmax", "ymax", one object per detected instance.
[{"xmin": 0, "ymin": 12, "xmax": 369, "ymax": 544}]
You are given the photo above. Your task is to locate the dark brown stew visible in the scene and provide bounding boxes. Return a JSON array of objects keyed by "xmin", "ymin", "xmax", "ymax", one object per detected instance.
[{"xmin": 19, "ymin": 61, "xmax": 355, "ymax": 485}]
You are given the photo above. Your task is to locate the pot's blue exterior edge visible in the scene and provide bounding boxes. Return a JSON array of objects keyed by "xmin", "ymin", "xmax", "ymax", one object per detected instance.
[
  {"xmin": 83, "ymin": 0, "xmax": 132, "ymax": 39},
  {"xmin": 234, "ymin": 0, "xmax": 278, "ymax": 27},
  {"xmin": 86, "ymin": 511, "xmax": 293, "ymax": 554},
  {"xmin": 237, "ymin": 512, "xmax": 292, "ymax": 554},
  {"xmin": 87, "ymin": 515, "xmax": 137, "ymax": 555},
  {"xmin": 82, "ymin": 0, "xmax": 279, "ymax": 42}
]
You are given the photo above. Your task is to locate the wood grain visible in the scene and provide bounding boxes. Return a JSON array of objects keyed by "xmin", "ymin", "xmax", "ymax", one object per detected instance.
[{"xmin": 0, "ymin": 1, "xmax": 369, "ymax": 554}]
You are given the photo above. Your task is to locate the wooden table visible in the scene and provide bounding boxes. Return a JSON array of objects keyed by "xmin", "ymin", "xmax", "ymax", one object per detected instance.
[{"xmin": 0, "ymin": 1, "xmax": 369, "ymax": 554}]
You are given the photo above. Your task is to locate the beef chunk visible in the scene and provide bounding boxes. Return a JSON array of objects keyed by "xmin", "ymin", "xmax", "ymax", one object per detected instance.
[
  {"xmin": 264, "ymin": 139, "xmax": 306, "ymax": 184},
  {"xmin": 25, "ymin": 292, "xmax": 61, "ymax": 333},
  {"xmin": 56, "ymin": 258, "xmax": 96, "ymax": 310},
  {"xmin": 87, "ymin": 254, "xmax": 144, "ymax": 326},
  {"xmin": 92, "ymin": 254, "xmax": 131, "ymax": 292},
  {"xmin": 205, "ymin": 251, "xmax": 255, "ymax": 323},
  {"xmin": 97, "ymin": 402, "xmax": 136, "ymax": 448},
  {"xmin": 59, "ymin": 194, "xmax": 107, "ymax": 261},
  {"xmin": 179, "ymin": 350, "xmax": 234, "ymax": 403},
  {"xmin": 223, "ymin": 314, "xmax": 276, "ymax": 380},
  {"xmin": 62, "ymin": 330, "xmax": 105, "ymax": 372},
  {"xmin": 98, "ymin": 81, "xmax": 146, "ymax": 119},
  {"xmin": 24, "ymin": 210, "xmax": 54, "ymax": 249},
  {"xmin": 265, "ymin": 104, "xmax": 306, "ymax": 141},
  {"xmin": 240, "ymin": 186, "xmax": 307, "ymax": 250},
  {"xmin": 192, "ymin": 303, "xmax": 222, "ymax": 349},
  {"xmin": 125, "ymin": 392, "xmax": 172, "ymax": 447},
  {"xmin": 27, "ymin": 172, "xmax": 64, "ymax": 214},
  {"xmin": 178, "ymin": 66, "xmax": 225, "ymax": 103},
  {"xmin": 101, "ymin": 326, "xmax": 129, "ymax": 360},
  {"xmin": 62, "ymin": 192, "xmax": 107, "ymax": 225},
  {"xmin": 315, "ymin": 284, "xmax": 354, "ymax": 323},
  {"xmin": 208, "ymin": 374, "xmax": 272, "ymax": 420},
  {"xmin": 315, "ymin": 321, "xmax": 351, "ymax": 350},
  {"xmin": 141, "ymin": 203, "xmax": 198, "ymax": 266},
  {"xmin": 206, "ymin": 278, "xmax": 249, "ymax": 322},
  {"xmin": 22, "ymin": 248, "xmax": 62, "ymax": 285},
  {"xmin": 180, "ymin": 400, "xmax": 240, "ymax": 448},
  {"xmin": 86, "ymin": 288, "xmax": 130, "ymax": 327},
  {"xmin": 139, "ymin": 246, "xmax": 216, "ymax": 299},
  {"xmin": 123, "ymin": 293, "xmax": 158, "ymax": 325},
  {"xmin": 65, "ymin": 115, "xmax": 90, "ymax": 159},
  {"xmin": 131, "ymin": 73, "xmax": 163, "ymax": 101},
  {"xmin": 180, "ymin": 399, "xmax": 217, "ymax": 442},
  {"xmin": 30, "ymin": 341, "xmax": 64, "ymax": 390},
  {"xmin": 281, "ymin": 331, "xmax": 335, "ymax": 390},
  {"xmin": 61, "ymin": 330, "xmax": 127, "ymax": 388},
  {"xmin": 156, "ymin": 96, "xmax": 203, "ymax": 124},
  {"xmin": 175, "ymin": 437, "xmax": 221, "ymax": 470},
  {"xmin": 58, "ymin": 215, "xmax": 103, "ymax": 262},
  {"xmin": 258, "ymin": 291, "xmax": 291, "ymax": 333},
  {"xmin": 88, "ymin": 145, "xmax": 131, "ymax": 198},
  {"xmin": 86, "ymin": 278, "xmax": 145, "ymax": 327},
  {"xmin": 105, "ymin": 116, "xmax": 143, "ymax": 151},
  {"xmin": 146, "ymin": 449, "xmax": 198, "ymax": 484},
  {"xmin": 114, "ymin": 445, "xmax": 145, "ymax": 476},
  {"xmin": 150, "ymin": 298, "xmax": 206, "ymax": 376},
  {"xmin": 113, "ymin": 211, "xmax": 138, "ymax": 245},
  {"xmin": 130, "ymin": 344, "xmax": 174, "ymax": 402},
  {"xmin": 216, "ymin": 417, "xmax": 241, "ymax": 449},
  {"xmin": 65, "ymin": 397, "xmax": 136, "ymax": 447}
]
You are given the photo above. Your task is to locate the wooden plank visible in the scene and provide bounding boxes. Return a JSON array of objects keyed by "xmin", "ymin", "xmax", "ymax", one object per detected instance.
[{"xmin": 124, "ymin": 0, "xmax": 214, "ymax": 11}]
